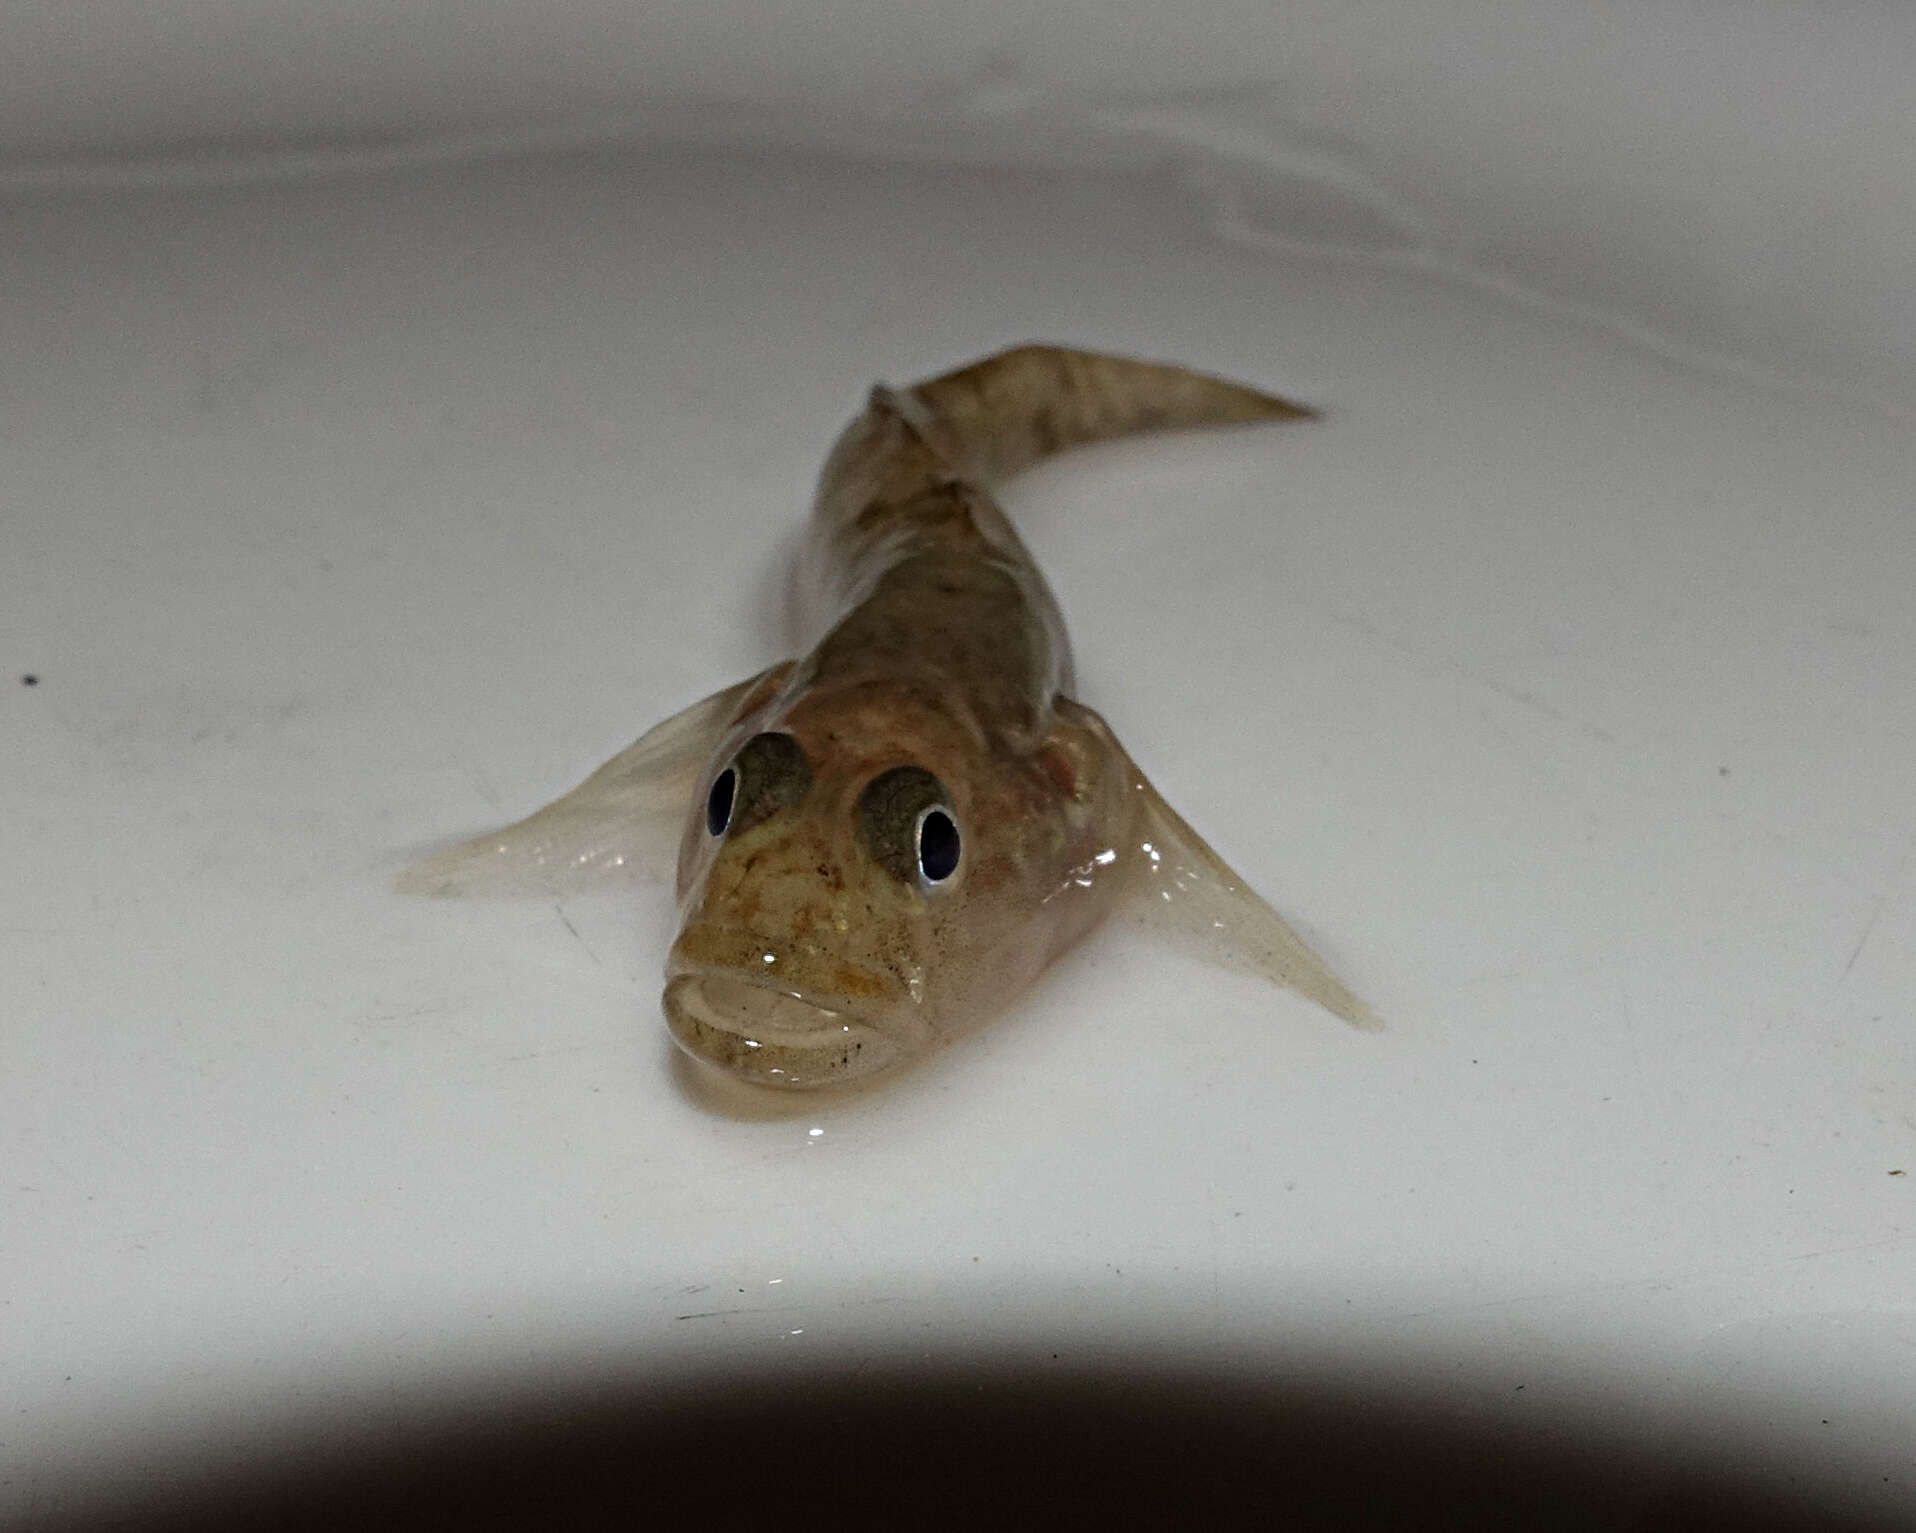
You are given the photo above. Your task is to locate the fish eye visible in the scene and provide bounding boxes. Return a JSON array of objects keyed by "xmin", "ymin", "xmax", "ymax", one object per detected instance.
[
  {"xmin": 706, "ymin": 732, "xmax": 811, "ymax": 840},
  {"xmin": 916, "ymin": 807, "xmax": 960, "ymax": 882},
  {"xmin": 858, "ymin": 765, "xmax": 959, "ymax": 886},
  {"xmin": 705, "ymin": 766, "xmax": 737, "ymax": 837}
]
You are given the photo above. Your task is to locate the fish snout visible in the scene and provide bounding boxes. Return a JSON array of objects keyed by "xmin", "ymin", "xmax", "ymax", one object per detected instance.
[{"xmin": 663, "ymin": 929, "xmax": 928, "ymax": 1089}]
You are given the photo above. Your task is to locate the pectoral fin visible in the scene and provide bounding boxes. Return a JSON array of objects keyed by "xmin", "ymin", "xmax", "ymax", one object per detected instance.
[
  {"xmin": 1059, "ymin": 699, "xmax": 1376, "ymax": 1029},
  {"xmin": 396, "ymin": 665, "xmax": 788, "ymax": 896}
]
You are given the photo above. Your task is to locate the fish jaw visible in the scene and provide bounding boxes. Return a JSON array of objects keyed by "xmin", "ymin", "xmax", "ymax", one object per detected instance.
[{"xmin": 661, "ymin": 964, "xmax": 930, "ymax": 1089}]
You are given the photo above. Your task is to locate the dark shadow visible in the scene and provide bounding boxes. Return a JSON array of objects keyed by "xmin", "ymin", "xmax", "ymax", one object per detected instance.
[{"xmin": 36, "ymin": 1357, "xmax": 1905, "ymax": 1532}]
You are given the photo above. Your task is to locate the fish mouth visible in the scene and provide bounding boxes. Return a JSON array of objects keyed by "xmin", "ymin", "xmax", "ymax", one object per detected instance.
[{"xmin": 662, "ymin": 971, "xmax": 921, "ymax": 1089}]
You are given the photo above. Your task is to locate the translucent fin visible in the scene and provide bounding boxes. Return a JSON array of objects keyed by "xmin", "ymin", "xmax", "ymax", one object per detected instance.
[
  {"xmin": 1126, "ymin": 779, "xmax": 1379, "ymax": 1029},
  {"xmin": 1058, "ymin": 699, "xmax": 1376, "ymax": 1029},
  {"xmin": 396, "ymin": 667, "xmax": 785, "ymax": 897}
]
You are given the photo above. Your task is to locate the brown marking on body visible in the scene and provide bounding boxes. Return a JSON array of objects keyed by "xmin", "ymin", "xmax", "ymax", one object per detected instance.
[{"xmin": 409, "ymin": 346, "xmax": 1361, "ymax": 1089}]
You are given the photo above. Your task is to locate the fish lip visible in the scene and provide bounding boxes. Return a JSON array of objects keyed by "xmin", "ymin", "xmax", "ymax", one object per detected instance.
[{"xmin": 661, "ymin": 969, "xmax": 924, "ymax": 1088}]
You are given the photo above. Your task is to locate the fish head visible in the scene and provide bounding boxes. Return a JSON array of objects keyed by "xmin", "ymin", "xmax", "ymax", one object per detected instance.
[{"xmin": 663, "ymin": 684, "xmax": 1131, "ymax": 1089}]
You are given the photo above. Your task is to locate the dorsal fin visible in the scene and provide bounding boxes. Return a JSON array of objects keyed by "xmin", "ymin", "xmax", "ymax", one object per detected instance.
[{"xmin": 903, "ymin": 343, "xmax": 1314, "ymax": 485}]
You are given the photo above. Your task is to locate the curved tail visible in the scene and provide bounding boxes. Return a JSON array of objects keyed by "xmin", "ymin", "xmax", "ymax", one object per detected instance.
[
  {"xmin": 903, "ymin": 343, "xmax": 1314, "ymax": 484},
  {"xmin": 802, "ymin": 344, "xmax": 1315, "ymax": 640}
]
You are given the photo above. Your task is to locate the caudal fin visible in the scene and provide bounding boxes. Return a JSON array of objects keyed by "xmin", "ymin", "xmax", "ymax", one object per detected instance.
[{"xmin": 905, "ymin": 344, "xmax": 1314, "ymax": 484}]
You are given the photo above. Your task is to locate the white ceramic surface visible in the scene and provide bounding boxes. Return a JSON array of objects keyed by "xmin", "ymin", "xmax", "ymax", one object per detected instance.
[
  {"xmin": 8, "ymin": 4, "xmax": 1916, "ymax": 413},
  {"xmin": 4, "ymin": 147, "xmax": 1913, "ymax": 1521}
]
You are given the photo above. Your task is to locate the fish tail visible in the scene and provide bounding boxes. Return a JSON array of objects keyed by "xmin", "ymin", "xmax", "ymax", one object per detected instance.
[{"xmin": 904, "ymin": 344, "xmax": 1314, "ymax": 484}]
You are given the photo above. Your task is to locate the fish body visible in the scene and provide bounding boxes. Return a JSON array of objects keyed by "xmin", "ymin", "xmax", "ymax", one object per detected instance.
[{"xmin": 403, "ymin": 345, "xmax": 1371, "ymax": 1088}]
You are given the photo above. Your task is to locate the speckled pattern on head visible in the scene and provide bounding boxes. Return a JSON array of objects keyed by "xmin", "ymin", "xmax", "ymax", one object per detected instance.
[{"xmin": 400, "ymin": 345, "xmax": 1371, "ymax": 1089}]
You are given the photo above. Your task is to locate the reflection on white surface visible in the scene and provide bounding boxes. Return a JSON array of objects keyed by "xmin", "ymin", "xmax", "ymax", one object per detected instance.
[{"xmin": 2, "ymin": 143, "xmax": 1914, "ymax": 1520}]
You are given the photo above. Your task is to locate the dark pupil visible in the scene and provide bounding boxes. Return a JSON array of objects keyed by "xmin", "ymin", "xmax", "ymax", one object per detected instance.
[
  {"xmin": 705, "ymin": 767, "xmax": 737, "ymax": 836},
  {"xmin": 917, "ymin": 809, "xmax": 961, "ymax": 882}
]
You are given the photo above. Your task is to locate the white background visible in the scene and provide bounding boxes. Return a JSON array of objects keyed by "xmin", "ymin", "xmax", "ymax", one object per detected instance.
[{"xmin": 4, "ymin": 4, "xmax": 1914, "ymax": 1524}]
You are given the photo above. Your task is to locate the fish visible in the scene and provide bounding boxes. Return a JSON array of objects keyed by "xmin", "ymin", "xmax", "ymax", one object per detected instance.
[{"xmin": 400, "ymin": 344, "xmax": 1373, "ymax": 1088}]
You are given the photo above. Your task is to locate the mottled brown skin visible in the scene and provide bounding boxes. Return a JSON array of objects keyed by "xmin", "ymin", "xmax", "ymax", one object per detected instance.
[
  {"xmin": 665, "ymin": 673, "xmax": 1137, "ymax": 1085},
  {"xmin": 399, "ymin": 345, "xmax": 1365, "ymax": 1089},
  {"xmin": 662, "ymin": 347, "xmax": 1314, "ymax": 1087}
]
